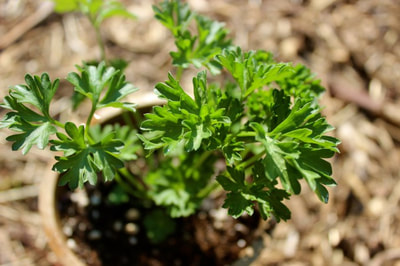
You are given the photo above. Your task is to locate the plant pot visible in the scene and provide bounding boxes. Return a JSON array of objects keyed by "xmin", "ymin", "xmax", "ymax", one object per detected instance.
[
  {"xmin": 39, "ymin": 92, "xmax": 265, "ymax": 265},
  {"xmin": 40, "ymin": 163, "xmax": 85, "ymax": 266}
]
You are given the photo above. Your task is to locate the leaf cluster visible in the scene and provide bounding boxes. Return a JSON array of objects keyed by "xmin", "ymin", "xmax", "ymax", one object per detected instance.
[
  {"xmin": 67, "ymin": 62, "xmax": 138, "ymax": 113},
  {"xmin": 145, "ymin": 150, "xmax": 217, "ymax": 217},
  {"xmin": 1, "ymin": 63, "xmax": 138, "ymax": 190},
  {"xmin": 0, "ymin": 73, "xmax": 59, "ymax": 154},
  {"xmin": 52, "ymin": 0, "xmax": 136, "ymax": 26},
  {"xmin": 153, "ymin": 0, "xmax": 232, "ymax": 74},
  {"xmin": 139, "ymin": 45, "xmax": 340, "ymax": 221}
]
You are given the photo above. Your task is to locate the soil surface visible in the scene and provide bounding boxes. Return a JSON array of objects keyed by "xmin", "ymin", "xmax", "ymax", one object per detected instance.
[
  {"xmin": 1, "ymin": 0, "xmax": 400, "ymax": 265},
  {"xmin": 59, "ymin": 181, "xmax": 262, "ymax": 266}
]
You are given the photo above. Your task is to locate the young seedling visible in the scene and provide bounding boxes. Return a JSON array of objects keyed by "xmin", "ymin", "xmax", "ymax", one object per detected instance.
[
  {"xmin": 52, "ymin": 0, "xmax": 136, "ymax": 61},
  {"xmin": 0, "ymin": 0, "xmax": 339, "ymax": 242}
]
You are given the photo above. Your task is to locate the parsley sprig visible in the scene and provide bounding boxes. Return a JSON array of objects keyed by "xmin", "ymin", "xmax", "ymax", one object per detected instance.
[
  {"xmin": 153, "ymin": 0, "xmax": 232, "ymax": 75},
  {"xmin": 0, "ymin": 73, "xmax": 60, "ymax": 154},
  {"xmin": 1, "ymin": 63, "xmax": 137, "ymax": 190},
  {"xmin": 52, "ymin": 0, "xmax": 136, "ymax": 61},
  {"xmin": 139, "ymin": 43, "xmax": 339, "ymax": 220},
  {"xmin": 1, "ymin": 0, "xmax": 340, "ymax": 225}
]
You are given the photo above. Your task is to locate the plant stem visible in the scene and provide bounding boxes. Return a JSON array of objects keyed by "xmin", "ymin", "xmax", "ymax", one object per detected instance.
[
  {"xmin": 115, "ymin": 172, "xmax": 146, "ymax": 199},
  {"xmin": 119, "ymin": 167, "xmax": 148, "ymax": 192},
  {"xmin": 50, "ymin": 118, "xmax": 65, "ymax": 129},
  {"xmin": 193, "ymin": 150, "xmax": 213, "ymax": 170},
  {"xmin": 236, "ymin": 150, "xmax": 266, "ymax": 170},
  {"xmin": 84, "ymin": 104, "xmax": 97, "ymax": 144},
  {"xmin": 197, "ymin": 181, "xmax": 220, "ymax": 198},
  {"xmin": 237, "ymin": 131, "xmax": 256, "ymax": 137},
  {"xmin": 94, "ymin": 25, "xmax": 107, "ymax": 62},
  {"xmin": 186, "ymin": 150, "xmax": 214, "ymax": 179},
  {"xmin": 132, "ymin": 110, "xmax": 144, "ymax": 129},
  {"xmin": 122, "ymin": 112, "xmax": 135, "ymax": 129},
  {"xmin": 86, "ymin": 104, "xmax": 97, "ymax": 129},
  {"xmin": 88, "ymin": 14, "xmax": 107, "ymax": 62},
  {"xmin": 175, "ymin": 66, "xmax": 184, "ymax": 81}
]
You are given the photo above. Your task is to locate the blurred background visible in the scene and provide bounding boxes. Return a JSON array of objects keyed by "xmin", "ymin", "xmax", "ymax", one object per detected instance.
[{"xmin": 0, "ymin": 0, "xmax": 400, "ymax": 265}]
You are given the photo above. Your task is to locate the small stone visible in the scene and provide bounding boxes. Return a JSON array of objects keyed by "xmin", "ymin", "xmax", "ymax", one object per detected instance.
[
  {"xmin": 354, "ymin": 243, "xmax": 370, "ymax": 264},
  {"xmin": 125, "ymin": 223, "xmax": 139, "ymax": 235},
  {"xmin": 234, "ymin": 223, "xmax": 248, "ymax": 234},
  {"xmin": 328, "ymin": 228, "xmax": 341, "ymax": 246},
  {"xmin": 66, "ymin": 238, "xmax": 77, "ymax": 250},
  {"xmin": 70, "ymin": 189, "xmax": 89, "ymax": 207},
  {"xmin": 368, "ymin": 197, "xmax": 385, "ymax": 217},
  {"xmin": 210, "ymin": 208, "xmax": 228, "ymax": 221},
  {"xmin": 88, "ymin": 230, "xmax": 102, "ymax": 240},
  {"xmin": 237, "ymin": 239, "xmax": 246, "ymax": 248},
  {"xmin": 213, "ymin": 220, "xmax": 224, "ymax": 230},
  {"xmin": 284, "ymin": 229, "xmax": 299, "ymax": 258},
  {"xmin": 78, "ymin": 222, "xmax": 87, "ymax": 231},
  {"xmin": 243, "ymin": 246, "xmax": 254, "ymax": 257},
  {"xmin": 125, "ymin": 208, "xmax": 140, "ymax": 221},
  {"xmin": 63, "ymin": 225, "xmax": 73, "ymax": 237}
]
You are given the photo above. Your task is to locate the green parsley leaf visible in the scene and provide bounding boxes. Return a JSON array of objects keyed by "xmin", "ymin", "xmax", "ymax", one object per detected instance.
[
  {"xmin": 250, "ymin": 103, "xmax": 339, "ymax": 203},
  {"xmin": 51, "ymin": 122, "xmax": 124, "ymax": 189},
  {"xmin": 95, "ymin": 1, "xmax": 136, "ymax": 27},
  {"xmin": 0, "ymin": 74, "xmax": 60, "ymax": 154},
  {"xmin": 67, "ymin": 62, "xmax": 137, "ymax": 112},
  {"xmin": 140, "ymin": 71, "xmax": 230, "ymax": 153},
  {"xmin": 152, "ymin": 0, "xmax": 194, "ymax": 37},
  {"xmin": 223, "ymin": 192, "xmax": 254, "ymax": 218},
  {"xmin": 89, "ymin": 124, "xmax": 141, "ymax": 161},
  {"xmin": 145, "ymin": 151, "xmax": 217, "ymax": 217},
  {"xmin": 6, "ymin": 121, "xmax": 57, "ymax": 155},
  {"xmin": 153, "ymin": 0, "xmax": 232, "ymax": 74},
  {"xmin": 52, "ymin": 0, "xmax": 79, "ymax": 13},
  {"xmin": 216, "ymin": 47, "xmax": 294, "ymax": 97},
  {"xmin": 53, "ymin": 0, "xmax": 135, "ymax": 26},
  {"xmin": 10, "ymin": 73, "xmax": 59, "ymax": 119},
  {"xmin": 217, "ymin": 165, "xmax": 291, "ymax": 221},
  {"xmin": 277, "ymin": 64, "xmax": 325, "ymax": 100}
]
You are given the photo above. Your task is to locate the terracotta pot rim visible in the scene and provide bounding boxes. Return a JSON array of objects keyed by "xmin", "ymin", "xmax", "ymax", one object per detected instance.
[{"xmin": 39, "ymin": 165, "xmax": 86, "ymax": 266}]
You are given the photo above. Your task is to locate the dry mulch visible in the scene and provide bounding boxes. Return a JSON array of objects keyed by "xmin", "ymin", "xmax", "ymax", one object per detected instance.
[{"xmin": 1, "ymin": 0, "xmax": 400, "ymax": 265}]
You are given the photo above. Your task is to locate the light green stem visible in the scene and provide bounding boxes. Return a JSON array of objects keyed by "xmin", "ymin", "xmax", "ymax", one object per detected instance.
[
  {"xmin": 122, "ymin": 112, "xmax": 135, "ymax": 129},
  {"xmin": 175, "ymin": 66, "xmax": 184, "ymax": 81},
  {"xmin": 94, "ymin": 25, "xmax": 106, "ymax": 62},
  {"xmin": 88, "ymin": 14, "xmax": 107, "ymax": 62},
  {"xmin": 193, "ymin": 150, "xmax": 213, "ymax": 170},
  {"xmin": 84, "ymin": 103, "xmax": 97, "ymax": 144},
  {"xmin": 236, "ymin": 150, "xmax": 266, "ymax": 170},
  {"xmin": 118, "ymin": 167, "xmax": 147, "ymax": 192},
  {"xmin": 50, "ymin": 118, "xmax": 65, "ymax": 129},
  {"xmin": 197, "ymin": 181, "xmax": 221, "ymax": 198},
  {"xmin": 115, "ymin": 171, "xmax": 146, "ymax": 199}
]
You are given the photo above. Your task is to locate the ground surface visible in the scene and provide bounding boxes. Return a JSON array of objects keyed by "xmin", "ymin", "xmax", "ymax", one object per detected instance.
[{"xmin": 1, "ymin": 0, "xmax": 400, "ymax": 265}]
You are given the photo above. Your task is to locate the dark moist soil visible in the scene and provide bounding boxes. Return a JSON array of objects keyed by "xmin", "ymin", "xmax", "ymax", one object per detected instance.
[{"xmin": 58, "ymin": 180, "xmax": 263, "ymax": 266}]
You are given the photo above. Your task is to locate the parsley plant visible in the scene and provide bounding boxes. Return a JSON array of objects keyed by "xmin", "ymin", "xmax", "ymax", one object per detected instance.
[{"xmin": 0, "ymin": 0, "xmax": 339, "ymax": 235}]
